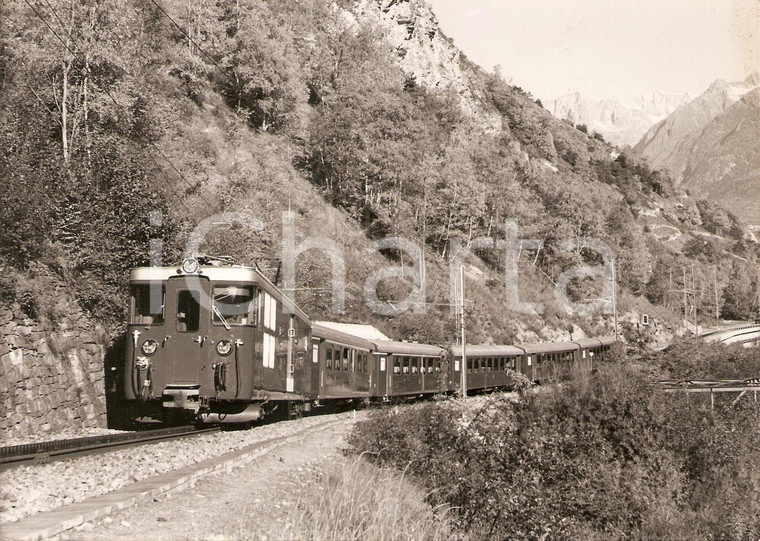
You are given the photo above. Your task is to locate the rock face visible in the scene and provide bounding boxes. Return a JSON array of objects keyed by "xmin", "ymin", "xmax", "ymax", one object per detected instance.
[
  {"xmin": 634, "ymin": 73, "xmax": 760, "ymax": 180},
  {"xmin": 634, "ymin": 73, "xmax": 760, "ymax": 226},
  {"xmin": 350, "ymin": 0, "xmax": 501, "ymax": 131},
  {"xmin": 0, "ymin": 300, "xmax": 108, "ymax": 436},
  {"xmin": 546, "ymin": 91, "xmax": 692, "ymax": 147}
]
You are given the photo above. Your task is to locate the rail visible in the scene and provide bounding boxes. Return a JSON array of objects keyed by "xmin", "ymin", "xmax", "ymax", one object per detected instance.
[{"xmin": 0, "ymin": 426, "xmax": 220, "ymax": 468}]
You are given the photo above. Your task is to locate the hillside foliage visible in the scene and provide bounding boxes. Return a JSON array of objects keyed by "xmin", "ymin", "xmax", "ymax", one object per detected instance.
[
  {"xmin": 350, "ymin": 346, "xmax": 760, "ymax": 539},
  {"xmin": 1, "ymin": 0, "xmax": 758, "ymax": 334}
]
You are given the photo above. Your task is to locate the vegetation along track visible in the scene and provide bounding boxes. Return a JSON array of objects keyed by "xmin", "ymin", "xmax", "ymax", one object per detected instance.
[
  {"xmin": 0, "ymin": 415, "xmax": 352, "ymax": 541},
  {"xmin": 0, "ymin": 426, "xmax": 221, "ymax": 470}
]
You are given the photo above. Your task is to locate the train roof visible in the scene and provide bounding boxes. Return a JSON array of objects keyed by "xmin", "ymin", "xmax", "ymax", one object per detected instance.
[
  {"xmin": 370, "ymin": 340, "xmax": 445, "ymax": 356},
  {"xmin": 517, "ymin": 341, "xmax": 580, "ymax": 354},
  {"xmin": 313, "ymin": 321, "xmax": 390, "ymax": 341},
  {"xmin": 450, "ymin": 344, "xmax": 525, "ymax": 357},
  {"xmin": 130, "ymin": 265, "xmax": 261, "ymax": 282},
  {"xmin": 312, "ymin": 323, "xmax": 375, "ymax": 351},
  {"xmin": 572, "ymin": 338, "xmax": 603, "ymax": 348},
  {"xmin": 130, "ymin": 264, "xmax": 310, "ymax": 323}
]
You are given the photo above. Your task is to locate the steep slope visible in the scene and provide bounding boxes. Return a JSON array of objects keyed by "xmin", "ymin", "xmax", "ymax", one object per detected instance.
[
  {"xmin": 2, "ymin": 0, "xmax": 760, "ymax": 438},
  {"xmin": 547, "ymin": 91, "xmax": 691, "ymax": 147},
  {"xmin": 634, "ymin": 73, "xmax": 760, "ymax": 179},
  {"xmin": 677, "ymin": 87, "xmax": 760, "ymax": 225}
]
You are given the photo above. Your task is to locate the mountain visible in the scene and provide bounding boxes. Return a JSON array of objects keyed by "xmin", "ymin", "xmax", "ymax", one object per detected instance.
[
  {"xmin": 546, "ymin": 91, "xmax": 692, "ymax": 147},
  {"xmin": 634, "ymin": 73, "xmax": 760, "ymax": 181},
  {"xmin": 674, "ymin": 87, "xmax": 760, "ymax": 225}
]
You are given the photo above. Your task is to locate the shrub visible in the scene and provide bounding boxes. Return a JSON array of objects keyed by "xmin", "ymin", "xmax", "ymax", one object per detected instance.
[{"xmin": 349, "ymin": 362, "xmax": 760, "ymax": 539}]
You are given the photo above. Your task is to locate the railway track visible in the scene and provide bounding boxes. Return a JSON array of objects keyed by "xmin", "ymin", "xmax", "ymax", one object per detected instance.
[
  {"xmin": 1, "ymin": 415, "xmax": 352, "ymax": 541},
  {"xmin": 0, "ymin": 426, "xmax": 220, "ymax": 469}
]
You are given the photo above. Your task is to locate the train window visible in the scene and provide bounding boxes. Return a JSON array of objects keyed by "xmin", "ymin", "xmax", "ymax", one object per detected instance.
[
  {"xmin": 262, "ymin": 333, "xmax": 275, "ymax": 369},
  {"xmin": 363, "ymin": 354, "xmax": 368, "ymax": 373},
  {"xmin": 402, "ymin": 357, "xmax": 409, "ymax": 374},
  {"xmin": 212, "ymin": 286, "xmax": 256, "ymax": 326},
  {"xmin": 427, "ymin": 358, "xmax": 434, "ymax": 374},
  {"xmin": 334, "ymin": 347, "xmax": 342, "ymax": 370},
  {"xmin": 467, "ymin": 359, "xmax": 474, "ymax": 373},
  {"xmin": 176, "ymin": 290, "xmax": 201, "ymax": 332},
  {"xmin": 131, "ymin": 284, "xmax": 165, "ymax": 326},
  {"xmin": 343, "ymin": 349, "xmax": 350, "ymax": 371},
  {"xmin": 393, "ymin": 357, "xmax": 400, "ymax": 374},
  {"xmin": 411, "ymin": 358, "xmax": 418, "ymax": 374},
  {"xmin": 435, "ymin": 359, "xmax": 441, "ymax": 373},
  {"xmin": 326, "ymin": 345, "xmax": 333, "ymax": 370}
]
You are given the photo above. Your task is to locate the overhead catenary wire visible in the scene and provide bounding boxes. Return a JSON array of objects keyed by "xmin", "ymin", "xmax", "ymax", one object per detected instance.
[
  {"xmin": 22, "ymin": 0, "xmax": 219, "ymax": 218},
  {"xmin": 144, "ymin": 0, "xmax": 238, "ymax": 88}
]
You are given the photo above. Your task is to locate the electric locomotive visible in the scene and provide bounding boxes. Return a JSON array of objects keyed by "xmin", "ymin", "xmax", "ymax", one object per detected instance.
[{"xmin": 124, "ymin": 256, "xmax": 310, "ymax": 424}]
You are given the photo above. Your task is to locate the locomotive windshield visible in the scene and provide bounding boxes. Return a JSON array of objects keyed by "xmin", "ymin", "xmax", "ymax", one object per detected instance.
[
  {"xmin": 212, "ymin": 285, "xmax": 257, "ymax": 326},
  {"xmin": 131, "ymin": 285, "xmax": 165, "ymax": 326}
]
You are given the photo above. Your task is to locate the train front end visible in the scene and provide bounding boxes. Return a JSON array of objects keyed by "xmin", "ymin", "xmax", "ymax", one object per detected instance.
[{"xmin": 124, "ymin": 258, "xmax": 260, "ymax": 424}]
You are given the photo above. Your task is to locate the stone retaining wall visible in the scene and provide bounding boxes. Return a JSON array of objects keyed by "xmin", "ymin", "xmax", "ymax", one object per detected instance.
[{"xmin": 0, "ymin": 302, "xmax": 109, "ymax": 436}]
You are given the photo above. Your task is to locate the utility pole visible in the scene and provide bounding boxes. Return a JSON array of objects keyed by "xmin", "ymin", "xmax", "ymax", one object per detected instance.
[
  {"xmin": 459, "ymin": 264, "xmax": 467, "ymax": 398},
  {"xmin": 714, "ymin": 266, "xmax": 719, "ymax": 321},
  {"xmin": 611, "ymin": 258, "xmax": 618, "ymax": 341},
  {"xmin": 683, "ymin": 267, "xmax": 688, "ymax": 324},
  {"xmin": 692, "ymin": 264, "xmax": 698, "ymax": 335}
]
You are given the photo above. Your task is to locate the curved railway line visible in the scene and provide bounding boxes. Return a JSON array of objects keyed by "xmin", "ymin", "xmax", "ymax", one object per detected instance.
[{"xmin": 0, "ymin": 426, "xmax": 220, "ymax": 470}]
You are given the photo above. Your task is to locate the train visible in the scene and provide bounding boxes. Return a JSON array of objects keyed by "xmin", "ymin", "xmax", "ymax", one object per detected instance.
[{"xmin": 118, "ymin": 257, "xmax": 616, "ymax": 425}]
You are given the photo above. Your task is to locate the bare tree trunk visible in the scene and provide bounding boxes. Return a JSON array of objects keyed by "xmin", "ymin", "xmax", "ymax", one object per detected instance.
[{"xmin": 61, "ymin": 57, "xmax": 69, "ymax": 163}]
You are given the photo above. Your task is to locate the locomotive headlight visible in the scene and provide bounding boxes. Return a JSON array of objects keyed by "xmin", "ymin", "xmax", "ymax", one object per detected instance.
[
  {"xmin": 141, "ymin": 339, "xmax": 159, "ymax": 356},
  {"xmin": 216, "ymin": 339, "xmax": 233, "ymax": 356},
  {"xmin": 181, "ymin": 257, "xmax": 199, "ymax": 274}
]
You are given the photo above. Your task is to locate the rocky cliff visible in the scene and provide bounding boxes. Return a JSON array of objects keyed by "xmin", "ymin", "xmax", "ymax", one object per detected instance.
[{"xmin": 349, "ymin": 0, "xmax": 501, "ymax": 130}]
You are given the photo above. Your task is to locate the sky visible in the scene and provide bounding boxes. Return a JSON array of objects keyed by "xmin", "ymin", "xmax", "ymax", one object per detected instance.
[{"xmin": 426, "ymin": 0, "xmax": 760, "ymax": 102}]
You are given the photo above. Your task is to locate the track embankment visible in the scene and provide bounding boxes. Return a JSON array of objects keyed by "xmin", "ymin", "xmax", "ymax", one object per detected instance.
[{"xmin": 0, "ymin": 412, "xmax": 361, "ymax": 541}]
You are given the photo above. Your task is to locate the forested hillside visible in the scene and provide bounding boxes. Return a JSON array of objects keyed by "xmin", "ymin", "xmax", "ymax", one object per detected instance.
[{"xmin": 2, "ymin": 0, "xmax": 759, "ymax": 347}]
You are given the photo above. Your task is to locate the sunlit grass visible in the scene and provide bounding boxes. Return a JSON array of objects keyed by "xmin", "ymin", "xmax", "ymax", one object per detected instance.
[{"xmin": 282, "ymin": 455, "xmax": 453, "ymax": 541}]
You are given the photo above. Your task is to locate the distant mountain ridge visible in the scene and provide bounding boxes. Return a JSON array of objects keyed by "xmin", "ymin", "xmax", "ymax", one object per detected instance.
[
  {"xmin": 633, "ymin": 73, "xmax": 760, "ymax": 226},
  {"xmin": 634, "ymin": 73, "xmax": 760, "ymax": 179},
  {"xmin": 546, "ymin": 91, "xmax": 692, "ymax": 147}
]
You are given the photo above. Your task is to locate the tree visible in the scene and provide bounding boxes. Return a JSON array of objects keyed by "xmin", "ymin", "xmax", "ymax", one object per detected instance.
[{"xmin": 722, "ymin": 262, "xmax": 755, "ymax": 320}]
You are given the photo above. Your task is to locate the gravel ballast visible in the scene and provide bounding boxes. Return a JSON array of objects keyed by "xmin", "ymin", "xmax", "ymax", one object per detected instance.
[{"xmin": 0, "ymin": 413, "xmax": 357, "ymax": 525}]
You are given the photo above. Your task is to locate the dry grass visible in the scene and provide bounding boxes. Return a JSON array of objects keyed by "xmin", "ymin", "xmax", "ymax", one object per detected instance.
[{"xmin": 281, "ymin": 455, "xmax": 453, "ymax": 541}]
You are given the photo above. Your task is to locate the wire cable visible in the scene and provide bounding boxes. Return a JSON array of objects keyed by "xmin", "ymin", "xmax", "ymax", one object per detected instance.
[
  {"xmin": 144, "ymin": 0, "xmax": 237, "ymax": 87},
  {"xmin": 23, "ymin": 0, "xmax": 219, "ymax": 216}
]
